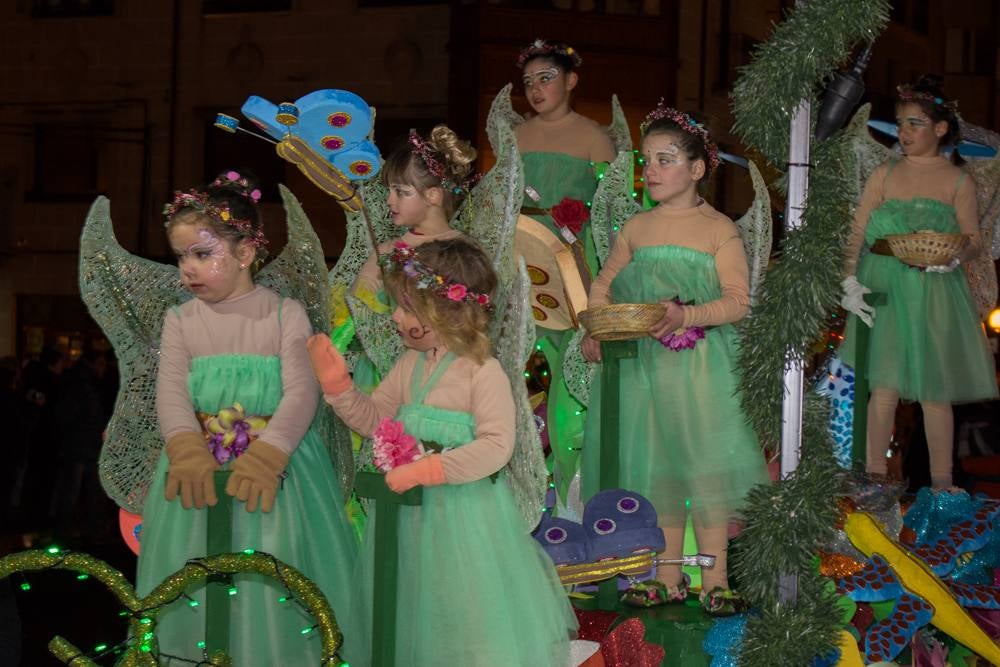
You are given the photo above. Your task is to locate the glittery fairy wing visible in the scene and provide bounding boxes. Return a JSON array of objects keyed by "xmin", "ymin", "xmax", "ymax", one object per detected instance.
[
  {"xmin": 486, "ymin": 83, "xmax": 524, "ymax": 157},
  {"xmin": 79, "ymin": 196, "xmax": 189, "ymax": 513},
  {"xmin": 845, "ymin": 104, "xmax": 894, "ymax": 206},
  {"xmin": 328, "ymin": 180, "xmax": 405, "ymax": 378},
  {"xmin": 957, "ymin": 124, "xmax": 1000, "ymax": 316},
  {"xmin": 606, "ymin": 94, "xmax": 633, "ymax": 154},
  {"xmin": 493, "ymin": 257, "xmax": 547, "ymax": 531},
  {"xmin": 733, "ymin": 159, "xmax": 773, "ymax": 300},
  {"xmin": 257, "ymin": 184, "xmax": 355, "ymax": 498},
  {"xmin": 563, "ymin": 150, "xmax": 639, "ymax": 407}
]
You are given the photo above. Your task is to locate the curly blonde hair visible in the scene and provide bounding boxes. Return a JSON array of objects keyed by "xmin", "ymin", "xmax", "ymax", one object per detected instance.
[
  {"xmin": 384, "ymin": 238, "xmax": 497, "ymax": 363},
  {"xmin": 382, "ymin": 125, "xmax": 477, "ymax": 218}
]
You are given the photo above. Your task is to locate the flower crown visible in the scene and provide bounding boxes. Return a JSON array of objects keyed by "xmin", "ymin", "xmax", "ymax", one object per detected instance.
[
  {"xmin": 640, "ymin": 100, "xmax": 721, "ymax": 172},
  {"xmin": 895, "ymin": 85, "xmax": 960, "ymax": 116},
  {"xmin": 516, "ymin": 39, "xmax": 582, "ymax": 69},
  {"xmin": 408, "ymin": 130, "xmax": 479, "ymax": 195},
  {"xmin": 382, "ymin": 242, "xmax": 493, "ymax": 312},
  {"xmin": 162, "ymin": 189, "xmax": 269, "ymax": 249},
  {"xmin": 211, "ymin": 170, "xmax": 263, "ymax": 203}
]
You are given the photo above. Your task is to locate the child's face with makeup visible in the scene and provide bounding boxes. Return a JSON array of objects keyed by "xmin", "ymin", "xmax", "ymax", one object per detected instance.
[
  {"xmin": 168, "ymin": 220, "xmax": 251, "ymax": 303},
  {"xmin": 390, "ymin": 293, "xmax": 441, "ymax": 352},
  {"xmin": 640, "ymin": 132, "xmax": 704, "ymax": 205},
  {"xmin": 895, "ymin": 102, "xmax": 947, "ymax": 158}
]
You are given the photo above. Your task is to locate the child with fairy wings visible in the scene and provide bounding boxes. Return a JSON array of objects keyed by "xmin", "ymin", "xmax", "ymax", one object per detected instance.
[
  {"xmin": 309, "ymin": 238, "xmax": 576, "ymax": 667},
  {"xmin": 839, "ymin": 76, "xmax": 998, "ymax": 490},
  {"xmin": 145, "ymin": 171, "xmax": 361, "ymax": 665},
  {"xmin": 580, "ymin": 104, "xmax": 769, "ymax": 616}
]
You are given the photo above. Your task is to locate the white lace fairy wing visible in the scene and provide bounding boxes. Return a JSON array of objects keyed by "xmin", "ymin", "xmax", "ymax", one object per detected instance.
[
  {"xmin": 961, "ymin": 156, "xmax": 1000, "ymax": 317},
  {"xmin": 734, "ymin": 159, "xmax": 773, "ymax": 300},
  {"xmin": 562, "ymin": 150, "xmax": 637, "ymax": 407},
  {"xmin": 80, "ymin": 197, "xmax": 189, "ymax": 513},
  {"xmin": 486, "ymin": 83, "xmax": 524, "ymax": 157},
  {"xmin": 494, "ymin": 258, "xmax": 547, "ymax": 531},
  {"xmin": 845, "ymin": 104, "xmax": 894, "ymax": 206},
  {"xmin": 258, "ymin": 185, "xmax": 355, "ymax": 499},
  {"xmin": 606, "ymin": 94, "xmax": 632, "ymax": 154}
]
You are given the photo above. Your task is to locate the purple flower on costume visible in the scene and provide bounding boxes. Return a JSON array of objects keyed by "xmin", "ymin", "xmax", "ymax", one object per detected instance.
[
  {"xmin": 403, "ymin": 261, "xmax": 420, "ymax": 278},
  {"xmin": 201, "ymin": 403, "xmax": 267, "ymax": 464},
  {"xmin": 659, "ymin": 326, "xmax": 705, "ymax": 351}
]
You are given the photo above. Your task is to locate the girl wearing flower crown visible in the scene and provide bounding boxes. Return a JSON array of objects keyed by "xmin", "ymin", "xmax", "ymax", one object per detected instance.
[
  {"xmin": 839, "ymin": 75, "xmax": 998, "ymax": 490},
  {"xmin": 309, "ymin": 238, "xmax": 576, "ymax": 666},
  {"xmin": 579, "ymin": 106, "xmax": 769, "ymax": 616},
  {"xmin": 145, "ymin": 170, "xmax": 360, "ymax": 665},
  {"xmin": 351, "ymin": 125, "xmax": 476, "ymax": 310}
]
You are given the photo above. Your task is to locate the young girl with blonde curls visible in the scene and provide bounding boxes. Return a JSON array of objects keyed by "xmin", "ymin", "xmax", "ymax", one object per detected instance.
[{"xmin": 310, "ymin": 238, "xmax": 576, "ymax": 666}]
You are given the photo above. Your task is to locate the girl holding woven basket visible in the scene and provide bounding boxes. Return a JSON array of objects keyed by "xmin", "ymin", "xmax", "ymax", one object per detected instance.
[
  {"xmin": 309, "ymin": 238, "xmax": 576, "ymax": 666},
  {"xmin": 839, "ymin": 75, "xmax": 998, "ymax": 490},
  {"xmin": 579, "ymin": 104, "xmax": 768, "ymax": 616}
]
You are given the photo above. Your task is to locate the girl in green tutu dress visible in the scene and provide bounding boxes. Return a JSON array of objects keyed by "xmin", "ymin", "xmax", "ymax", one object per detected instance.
[
  {"xmin": 516, "ymin": 38, "xmax": 617, "ymax": 507},
  {"xmin": 147, "ymin": 171, "xmax": 360, "ymax": 665},
  {"xmin": 580, "ymin": 104, "xmax": 769, "ymax": 616},
  {"xmin": 839, "ymin": 75, "xmax": 998, "ymax": 489},
  {"xmin": 309, "ymin": 238, "xmax": 576, "ymax": 666}
]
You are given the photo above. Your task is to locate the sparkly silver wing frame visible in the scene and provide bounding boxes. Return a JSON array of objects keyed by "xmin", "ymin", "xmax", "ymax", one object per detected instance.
[{"xmin": 81, "ymin": 185, "xmax": 354, "ymax": 513}]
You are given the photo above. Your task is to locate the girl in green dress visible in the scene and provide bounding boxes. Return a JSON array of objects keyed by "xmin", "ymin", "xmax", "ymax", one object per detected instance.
[
  {"xmin": 146, "ymin": 171, "xmax": 361, "ymax": 665},
  {"xmin": 580, "ymin": 105, "xmax": 768, "ymax": 616},
  {"xmin": 840, "ymin": 76, "xmax": 998, "ymax": 489},
  {"xmin": 309, "ymin": 238, "xmax": 576, "ymax": 666}
]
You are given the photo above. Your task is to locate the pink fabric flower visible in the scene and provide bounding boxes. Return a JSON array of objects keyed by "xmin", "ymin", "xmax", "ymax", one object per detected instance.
[
  {"xmin": 658, "ymin": 326, "xmax": 705, "ymax": 351},
  {"xmin": 372, "ymin": 418, "xmax": 421, "ymax": 472},
  {"xmin": 446, "ymin": 284, "xmax": 468, "ymax": 301}
]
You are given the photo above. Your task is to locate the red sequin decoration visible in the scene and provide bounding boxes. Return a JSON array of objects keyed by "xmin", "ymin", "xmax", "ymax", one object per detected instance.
[{"xmin": 601, "ymin": 618, "xmax": 665, "ymax": 667}]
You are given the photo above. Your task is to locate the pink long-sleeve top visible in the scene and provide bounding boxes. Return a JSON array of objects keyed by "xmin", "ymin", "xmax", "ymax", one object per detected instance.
[
  {"xmin": 844, "ymin": 155, "xmax": 981, "ymax": 274},
  {"xmin": 156, "ymin": 286, "xmax": 319, "ymax": 456},
  {"xmin": 323, "ymin": 347, "xmax": 515, "ymax": 484},
  {"xmin": 588, "ymin": 201, "xmax": 752, "ymax": 328}
]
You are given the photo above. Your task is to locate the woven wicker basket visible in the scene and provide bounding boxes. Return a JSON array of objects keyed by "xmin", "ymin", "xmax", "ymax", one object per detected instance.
[
  {"xmin": 578, "ymin": 303, "xmax": 666, "ymax": 341},
  {"xmin": 885, "ymin": 231, "xmax": 967, "ymax": 267}
]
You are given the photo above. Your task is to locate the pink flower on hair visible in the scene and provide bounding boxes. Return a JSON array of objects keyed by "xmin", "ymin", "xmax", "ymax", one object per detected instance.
[
  {"xmin": 446, "ymin": 284, "xmax": 468, "ymax": 301},
  {"xmin": 477, "ymin": 294, "xmax": 489, "ymax": 306},
  {"xmin": 249, "ymin": 188, "xmax": 261, "ymax": 202},
  {"xmin": 226, "ymin": 170, "xmax": 240, "ymax": 181}
]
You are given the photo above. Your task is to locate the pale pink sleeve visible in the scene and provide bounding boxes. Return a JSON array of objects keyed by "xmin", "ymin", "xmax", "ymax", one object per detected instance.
[
  {"xmin": 587, "ymin": 223, "xmax": 634, "ymax": 307},
  {"xmin": 439, "ymin": 359, "xmax": 516, "ymax": 484},
  {"xmin": 156, "ymin": 308, "xmax": 201, "ymax": 439},
  {"xmin": 256, "ymin": 299, "xmax": 317, "ymax": 456},
  {"xmin": 955, "ymin": 174, "xmax": 982, "ymax": 261},
  {"xmin": 323, "ymin": 356, "xmax": 406, "ymax": 438},
  {"xmin": 682, "ymin": 233, "xmax": 751, "ymax": 327}
]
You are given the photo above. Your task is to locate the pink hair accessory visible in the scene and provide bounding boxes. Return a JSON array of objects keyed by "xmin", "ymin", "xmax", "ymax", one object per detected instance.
[
  {"xmin": 162, "ymin": 188, "xmax": 269, "ymax": 249},
  {"xmin": 382, "ymin": 241, "xmax": 493, "ymax": 312},
  {"xmin": 407, "ymin": 130, "xmax": 479, "ymax": 195},
  {"xmin": 211, "ymin": 170, "xmax": 263, "ymax": 204},
  {"xmin": 516, "ymin": 38, "xmax": 582, "ymax": 69},
  {"xmin": 895, "ymin": 84, "xmax": 960, "ymax": 115},
  {"xmin": 640, "ymin": 100, "xmax": 721, "ymax": 172}
]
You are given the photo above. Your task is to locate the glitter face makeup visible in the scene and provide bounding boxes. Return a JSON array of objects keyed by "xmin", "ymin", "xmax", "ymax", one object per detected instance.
[
  {"xmin": 641, "ymin": 134, "xmax": 702, "ymax": 207},
  {"xmin": 169, "ymin": 225, "xmax": 253, "ymax": 303}
]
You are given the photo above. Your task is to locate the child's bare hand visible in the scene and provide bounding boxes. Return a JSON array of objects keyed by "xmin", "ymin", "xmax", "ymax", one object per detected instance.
[
  {"xmin": 649, "ymin": 300, "xmax": 686, "ymax": 339},
  {"xmin": 581, "ymin": 335, "xmax": 602, "ymax": 362}
]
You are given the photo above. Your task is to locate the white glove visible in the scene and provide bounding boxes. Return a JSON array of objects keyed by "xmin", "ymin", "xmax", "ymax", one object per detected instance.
[
  {"xmin": 925, "ymin": 257, "xmax": 960, "ymax": 273},
  {"xmin": 841, "ymin": 275, "xmax": 875, "ymax": 327}
]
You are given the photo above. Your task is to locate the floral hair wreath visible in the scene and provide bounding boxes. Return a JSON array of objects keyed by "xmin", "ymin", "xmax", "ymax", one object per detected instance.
[
  {"xmin": 895, "ymin": 84, "xmax": 961, "ymax": 117},
  {"xmin": 408, "ymin": 130, "xmax": 480, "ymax": 195},
  {"xmin": 162, "ymin": 189, "xmax": 269, "ymax": 249},
  {"xmin": 382, "ymin": 242, "xmax": 493, "ymax": 312},
  {"xmin": 211, "ymin": 170, "xmax": 262, "ymax": 203},
  {"xmin": 516, "ymin": 38, "xmax": 582, "ymax": 69},
  {"xmin": 640, "ymin": 100, "xmax": 721, "ymax": 172}
]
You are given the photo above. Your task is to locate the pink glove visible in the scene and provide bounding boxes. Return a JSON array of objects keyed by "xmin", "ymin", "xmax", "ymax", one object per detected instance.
[
  {"xmin": 306, "ymin": 334, "xmax": 353, "ymax": 395},
  {"xmin": 385, "ymin": 454, "xmax": 446, "ymax": 493}
]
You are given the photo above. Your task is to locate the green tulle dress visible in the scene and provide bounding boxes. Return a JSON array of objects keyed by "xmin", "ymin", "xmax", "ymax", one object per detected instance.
[
  {"xmin": 349, "ymin": 353, "xmax": 575, "ymax": 667},
  {"xmin": 522, "ymin": 151, "xmax": 602, "ymax": 497},
  {"xmin": 581, "ymin": 246, "xmax": 769, "ymax": 527},
  {"xmin": 840, "ymin": 194, "xmax": 998, "ymax": 403},
  {"xmin": 137, "ymin": 355, "xmax": 361, "ymax": 666}
]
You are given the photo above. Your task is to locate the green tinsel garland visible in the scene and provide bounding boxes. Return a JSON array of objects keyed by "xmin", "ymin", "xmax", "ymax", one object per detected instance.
[{"xmin": 728, "ymin": 0, "xmax": 890, "ymax": 665}]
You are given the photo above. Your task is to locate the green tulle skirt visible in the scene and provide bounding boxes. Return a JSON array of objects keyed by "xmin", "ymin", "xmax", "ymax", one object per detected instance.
[
  {"xmin": 137, "ymin": 354, "xmax": 361, "ymax": 666},
  {"xmin": 840, "ymin": 198, "xmax": 998, "ymax": 403},
  {"xmin": 346, "ymin": 402, "xmax": 576, "ymax": 667},
  {"xmin": 582, "ymin": 246, "xmax": 769, "ymax": 528}
]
